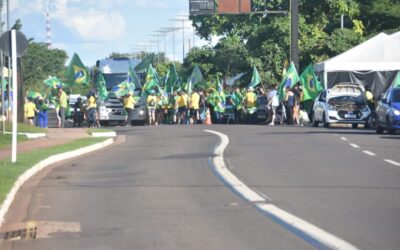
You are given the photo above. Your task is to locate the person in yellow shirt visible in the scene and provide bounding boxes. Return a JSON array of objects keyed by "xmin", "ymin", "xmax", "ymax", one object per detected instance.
[
  {"xmin": 244, "ymin": 87, "xmax": 258, "ymax": 123},
  {"xmin": 87, "ymin": 91, "xmax": 97, "ymax": 128},
  {"xmin": 24, "ymin": 97, "xmax": 38, "ymax": 125},
  {"xmin": 123, "ymin": 92, "xmax": 136, "ymax": 126},
  {"xmin": 189, "ymin": 89, "xmax": 200, "ymax": 124},
  {"xmin": 147, "ymin": 90, "xmax": 157, "ymax": 125},
  {"xmin": 176, "ymin": 91, "xmax": 189, "ymax": 124},
  {"xmin": 57, "ymin": 85, "xmax": 68, "ymax": 128}
]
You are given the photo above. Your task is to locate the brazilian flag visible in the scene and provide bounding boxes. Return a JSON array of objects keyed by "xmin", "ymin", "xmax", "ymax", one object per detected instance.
[
  {"xmin": 96, "ymin": 73, "xmax": 108, "ymax": 101},
  {"xmin": 247, "ymin": 66, "xmax": 261, "ymax": 89},
  {"xmin": 142, "ymin": 64, "xmax": 160, "ymax": 96},
  {"xmin": 278, "ymin": 62, "xmax": 300, "ymax": 101},
  {"xmin": 300, "ymin": 63, "xmax": 323, "ymax": 101},
  {"xmin": 43, "ymin": 76, "xmax": 61, "ymax": 89},
  {"xmin": 65, "ymin": 53, "xmax": 89, "ymax": 86}
]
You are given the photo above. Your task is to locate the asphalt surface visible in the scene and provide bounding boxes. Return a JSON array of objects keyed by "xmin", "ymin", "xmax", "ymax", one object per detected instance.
[{"xmin": 1, "ymin": 125, "xmax": 399, "ymax": 250}]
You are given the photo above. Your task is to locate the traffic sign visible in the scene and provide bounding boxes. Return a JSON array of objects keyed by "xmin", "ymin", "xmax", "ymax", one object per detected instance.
[{"xmin": 0, "ymin": 30, "xmax": 29, "ymax": 57}]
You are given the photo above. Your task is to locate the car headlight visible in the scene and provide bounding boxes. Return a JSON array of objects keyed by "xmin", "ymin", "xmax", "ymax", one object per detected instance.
[
  {"xmin": 327, "ymin": 104, "xmax": 335, "ymax": 110},
  {"xmin": 139, "ymin": 110, "xmax": 145, "ymax": 115},
  {"xmin": 393, "ymin": 109, "xmax": 400, "ymax": 116}
]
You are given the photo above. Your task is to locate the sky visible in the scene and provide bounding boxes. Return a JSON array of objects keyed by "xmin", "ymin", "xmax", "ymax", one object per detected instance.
[{"xmin": 6, "ymin": 0, "xmax": 215, "ymax": 66}]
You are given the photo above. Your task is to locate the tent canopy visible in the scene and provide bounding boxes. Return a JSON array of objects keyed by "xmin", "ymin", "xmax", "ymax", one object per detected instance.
[{"xmin": 315, "ymin": 32, "xmax": 400, "ymax": 72}]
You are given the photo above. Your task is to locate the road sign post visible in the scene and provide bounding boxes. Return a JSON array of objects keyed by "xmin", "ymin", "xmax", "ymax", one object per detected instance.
[
  {"xmin": 0, "ymin": 29, "xmax": 28, "ymax": 163},
  {"xmin": 11, "ymin": 29, "xmax": 17, "ymax": 163}
]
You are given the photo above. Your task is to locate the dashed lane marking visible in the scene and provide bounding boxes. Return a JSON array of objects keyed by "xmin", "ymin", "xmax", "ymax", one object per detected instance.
[
  {"xmin": 362, "ymin": 151, "xmax": 376, "ymax": 156},
  {"xmin": 384, "ymin": 159, "xmax": 400, "ymax": 167},
  {"xmin": 349, "ymin": 143, "xmax": 360, "ymax": 149},
  {"xmin": 340, "ymin": 137, "xmax": 348, "ymax": 141},
  {"xmin": 205, "ymin": 129, "xmax": 359, "ymax": 250}
]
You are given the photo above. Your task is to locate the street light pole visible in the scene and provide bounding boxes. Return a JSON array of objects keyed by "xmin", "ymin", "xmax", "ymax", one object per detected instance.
[
  {"xmin": 171, "ymin": 17, "xmax": 191, "ymax": 62},
  {"xmin": 290, "ymin": 0, "xmax": 299, "ymax": 71}
]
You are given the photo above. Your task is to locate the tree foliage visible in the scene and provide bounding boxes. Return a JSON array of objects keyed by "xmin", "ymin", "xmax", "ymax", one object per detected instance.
[
  {"xmin": 21, "ymin": 42, "xmax": 68, "ymax": 92},
  {"xmin": 185, "ymin": 0, "xmax": 399, "ymax": 87}
]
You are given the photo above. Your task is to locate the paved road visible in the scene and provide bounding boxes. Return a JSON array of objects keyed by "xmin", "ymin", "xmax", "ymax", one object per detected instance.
[{"xmin": 1, "ymin": 125, "xmax": 399, "ymax": 249}]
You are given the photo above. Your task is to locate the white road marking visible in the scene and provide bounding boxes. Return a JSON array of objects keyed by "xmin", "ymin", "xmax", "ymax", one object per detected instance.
[
  {"xmin": 384, "ymin": 159, "xmax": 400, "ymax": 167},
  {"xmin": 205, "ymin": 129, "xmax": 359, "ymax": 250},
  {"xmin": 362, "ymin": 151, "xmax": 376, "ymax": 156},
  {"xmin": 349, "ymin": 143, "xmax": 360, "ymax": 149},
  {"xmin": 340, "ymin": 137, "xmax": 348, "ymax": 141}
]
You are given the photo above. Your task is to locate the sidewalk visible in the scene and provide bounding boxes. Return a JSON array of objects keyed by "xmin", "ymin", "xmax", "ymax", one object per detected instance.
[{"xmin": 0, "ymin": 128, "xmax": 89, "ymax": 161}]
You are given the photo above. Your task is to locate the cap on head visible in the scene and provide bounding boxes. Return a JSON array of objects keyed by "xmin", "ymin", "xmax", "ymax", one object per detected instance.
[{"xmin": 248, "ymin": 87, "xmax": 254, "ymax": 91}]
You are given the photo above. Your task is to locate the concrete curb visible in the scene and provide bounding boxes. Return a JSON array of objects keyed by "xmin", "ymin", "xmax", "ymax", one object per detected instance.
[
  {"xmin": 4, "ymin": 132, "xmax": 47, "ymax": 139},
  {"xmin": 91, "ymin": 131, "xmax": 117, "ymax": 138},
  {"xmin": 0, "ymin": 138, "xmax": 114, "ymax": 228}
]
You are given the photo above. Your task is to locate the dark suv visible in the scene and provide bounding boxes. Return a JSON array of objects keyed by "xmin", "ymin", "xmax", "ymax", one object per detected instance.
[{"xmin": 376, "ymin": 87, "xmax": 400, "ymax": 134}]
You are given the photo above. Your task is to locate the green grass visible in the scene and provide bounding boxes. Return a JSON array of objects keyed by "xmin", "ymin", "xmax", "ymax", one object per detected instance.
[
  {"xmin": 0, "ymin": 137, "xmax": 108, "ymax": 206},
  {"xmin": 0, "ymin": 134, "xmax": 27, "ymax": 149},
  {"xmin": 1, "ymin": 122, "xmax": 47, "ymax": 133},
  {"xmin": 87, "ymin": 128, "xmax": 115, "ymax": 134}
]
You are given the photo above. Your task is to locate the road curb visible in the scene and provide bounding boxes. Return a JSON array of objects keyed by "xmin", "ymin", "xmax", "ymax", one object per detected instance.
[
  {"xmin": 0, "ymin": 138, "xmax": 114, "ymax": 228},
  {"xmin": 4, "ymin": 132, "xmax": 47, "ymax": 139},
  {"xmin": 90, "ymin": 131, "xmax": 117, "ymax": 137}
]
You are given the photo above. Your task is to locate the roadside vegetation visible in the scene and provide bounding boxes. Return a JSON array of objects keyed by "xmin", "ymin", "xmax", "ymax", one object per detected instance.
[{"xmin": 0, "ymin": 137, "xmax": 108, "ymax": 206}]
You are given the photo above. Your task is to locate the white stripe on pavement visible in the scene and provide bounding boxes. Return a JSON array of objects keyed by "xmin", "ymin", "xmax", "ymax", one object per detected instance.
[
  {"xmin": 340, "ymin": 137, "xmax": 348, "ymax": 141},
  {"xmin": 384, "ymin": 159, "xmax": 400, "ymax": 167},
  {"xmin": 205, "ymin": 129, "xmax": 359, "ymax": 250},
  {"xmin": 349, "ymin": 143, "xmax": 360, "ymax": 149},
  {"xmin": 362, "ymin": 151, "xmax": 376, "ymax": 156}
]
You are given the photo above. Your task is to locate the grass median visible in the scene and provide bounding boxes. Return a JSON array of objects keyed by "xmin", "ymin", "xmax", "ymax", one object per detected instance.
[{"xmin": 0, "ymin": 137, "xmax": 109, "ymax": 206}]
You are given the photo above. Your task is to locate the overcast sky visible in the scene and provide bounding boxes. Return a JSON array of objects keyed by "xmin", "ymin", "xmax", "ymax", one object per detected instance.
[{"xmin": 6, "ymin": 0, "xmax": 214, "ymax": 66}]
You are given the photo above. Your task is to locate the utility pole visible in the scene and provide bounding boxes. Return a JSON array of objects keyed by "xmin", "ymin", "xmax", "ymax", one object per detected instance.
[
  {"xmin": 156, "ymin": 29, "xmax": 170, "ymax": 62},
  {"xmin": 149, "ymin": 34, "xmax": 161, "ymax": 64},
  {"xmin": 170, "ymin": 16, "xmax": 191, "ymax": 62},
  {"xmin": 160, "ymin": 27, "xmax": 180, "ymax": 62},
  {"xmin": 290, "ymin": 0, "xmax": 299, "ymax": 71}
]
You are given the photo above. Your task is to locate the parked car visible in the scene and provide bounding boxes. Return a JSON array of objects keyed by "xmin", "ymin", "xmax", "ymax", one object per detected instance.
[
  {"xmin": 255, "ymin": 95, "xmax": 269, "ymax": 123},
  {"xmin": 312, "ymin": 82, "xmax": 371, "ymax": 128},
  {"xmin": 375, "ymin": 87, "xmax": 400, "ymax": 134}
]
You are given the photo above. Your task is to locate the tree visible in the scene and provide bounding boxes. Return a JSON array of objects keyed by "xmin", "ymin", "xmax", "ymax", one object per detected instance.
[
  {"xmin": 21, "ymin": 42, "xmax": 68, "ymax": 93},
  {"xmin": 182, "ymin": 46, "xmax": 215, "ymax": 80}
]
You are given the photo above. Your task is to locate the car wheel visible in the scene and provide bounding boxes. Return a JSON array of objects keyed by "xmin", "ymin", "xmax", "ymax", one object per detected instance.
[
  {"xmin": 376, "ymin": 124, "xmax": 384, "ymax": 134},
  {"xmin": 352, "ymin": 124, "xmax": 358, "ymax": 129},
  {"xmin": 311, "ymin": 112, "xmax": 318, "ymax": 127},
  {"xmin": 386, "ymin": 117, "xmax": 396, "ymax": 134},
  {"xmin": 323, "ymin": 113, "xmax": 329, "ymax": 128}
]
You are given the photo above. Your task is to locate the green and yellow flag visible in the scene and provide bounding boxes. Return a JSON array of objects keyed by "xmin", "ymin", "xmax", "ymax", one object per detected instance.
[
  {"xmin": 186, "ymin": 65, "xmax": 203, "ymax": 94},
  {"xmin": 142, "ymin": 64, "xmax": 160, "ymax": 95},
  {"xmin": 278, "ymin": 62, "xmax": 300, "ymax": 101},
  {"xmin": 248, "ymin": 66, "xmax": 261, "ymax": 89},
  {"xmin": 96, "ymin": 72, "xmax": 108, "ymax": 100},
  {"xmin": 300, "ymin": 63, "xmax": 323, "ymax": 101},
  {"xmin": 165, "ymin": 63, "xmax": 179, "ymax": 94},
  {"xmin": 43, "ymin": 76, "xmax": 61, "ymax": 89},
  {"xmin": 65, "ymin": 53, "xmax": 89, "ymax": 86}
]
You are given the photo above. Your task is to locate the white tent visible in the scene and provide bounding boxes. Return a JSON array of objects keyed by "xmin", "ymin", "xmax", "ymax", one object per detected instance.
[{"xmin": 315, "ymin": 32, "xmax": 400, "ymax": 91}]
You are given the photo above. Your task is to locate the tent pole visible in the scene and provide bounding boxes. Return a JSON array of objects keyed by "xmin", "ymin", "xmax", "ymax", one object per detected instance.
[{"xmin": 324, "ymin": 71, "xmax": 328, "ymax": 90}]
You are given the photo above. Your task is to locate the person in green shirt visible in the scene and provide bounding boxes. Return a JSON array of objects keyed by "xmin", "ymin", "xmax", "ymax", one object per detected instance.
[{"xmin": 231, "ymin": 87, "xmax": 243, "ymax": 124}]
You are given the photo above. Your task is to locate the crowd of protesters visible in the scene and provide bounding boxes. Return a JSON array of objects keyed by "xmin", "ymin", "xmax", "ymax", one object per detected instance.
[
  {"xmin": 1, "ymin": 82, "xmax": 313, "ymax": 128},
  {"xmin": 134, "ymin": 83, "xmax": 309, "ymax": 126}
]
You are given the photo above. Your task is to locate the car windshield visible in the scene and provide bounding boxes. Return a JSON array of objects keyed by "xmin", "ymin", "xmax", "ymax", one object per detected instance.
[
  {"xmin": 329, "ymin": 95, "xmax": 366, "ymax": 105},
  {"xmin": 392, "ymin": 89, "xmax": 400, "ymax": 102},
  {"xmin": 103, "ymin": 74, "xmax": 129, "ymax": 90}
]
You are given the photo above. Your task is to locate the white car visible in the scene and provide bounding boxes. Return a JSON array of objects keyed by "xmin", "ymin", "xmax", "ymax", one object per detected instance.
[{"xmin": 312, "ymin": 82, "xmax": 371, "ymax": 128}]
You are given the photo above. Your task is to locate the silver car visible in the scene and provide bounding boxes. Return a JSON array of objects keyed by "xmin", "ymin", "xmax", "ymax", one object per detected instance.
[{"xmin": 312, "ymin": 82, "xmax": 371, "ymax": 128}]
